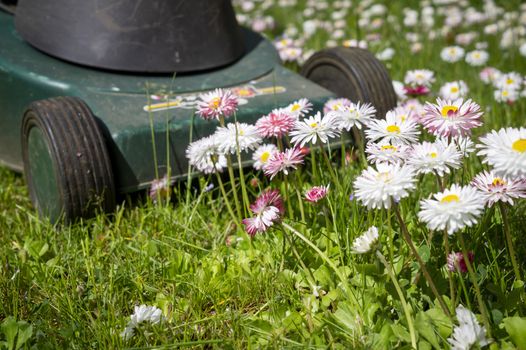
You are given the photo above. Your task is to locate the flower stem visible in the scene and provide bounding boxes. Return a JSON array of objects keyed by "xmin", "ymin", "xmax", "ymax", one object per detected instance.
[
  {"xmin": 214, "ymin": 171, "xmax": 240, "ymax": 228},
  {"xmin": 459, "ymin": 233, "xmax": 492, "ymax": 337},
  {"xmin": 393, "ymin": 203, "xmax": 451, "ymax": 318},
  {"xmin": 499, "ymin": 202, "xmax": 522, "ymax": 281},
  {"xmin": 233, "ymin": 115, "xmax": 250, "ymax": 216},
  {"xmin": 376, "ymin": 250, "xmax": 417, "ymax": 349},
  {"xmin": 443, "ymin": 229, "xmax": 456, "ymax": 313}
]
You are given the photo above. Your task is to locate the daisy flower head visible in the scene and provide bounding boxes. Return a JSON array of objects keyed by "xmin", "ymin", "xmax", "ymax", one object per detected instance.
[
  {"xmin": 421, "ymin": 98, "xmax": 483, "ymax": 138},
  {"xmin": 401, "ymin": 99, "xmax": 425, "ymax": 122},
  {"xmin": 365, "ymin": 141, "xmax": 410, "ymax": 165},
  {"xmin": 477, "ymin": 127, "xmax": 526, "ymax": 178},
  {"xmin": 327, "ymin": 101, "xmax": 376, "ymax": 131},
  {"xmin": 256, "ymin": 109, "xmax": 296, "ymax": 138},
  {"xmin": 448, "ymin": 305, "xmax": 489, "ymax": 350},
  {"xmin": 215, "ymin": 122, "xmax": 261, "ymax": 154},
  {"xmin": 290, "ymin": 111, "xmax": 341, "ymax": 147},
  {"xmin": 447, "ymin": 251, "xmax": 474, "ymax": 273},
  {"xmin": 439, "ymin": 80, "xmax": 469, "ymax": 100},
  {"xmin": 440, "ymin": 46, "xmax": 465, "ymax": 63},
  {"xmin": 471, "ymin": 170, "xmax": 526, "ymax": 207},
  {"xmin": 407, "ymin": 139, "xmax": 462, "ymax": 176},
  {"xmin": 465, "ymin": 50, "xmax": 489, "ymax": 66},
  {"xmin": 242, "ymin": 189, "xmax": 285, "ymax": 236},
  {"xmin": 323, "ymin": 97, "xmax": 352, "ymax": 113},
  {"xmin": 252, "ymin": 144, "xmax": 278, "ymax": 171},
  {"xmin": 393, "ymin": 80, "xmax": 408, "ymax": 101},
  {"xmin": 404, "ymin": 69, "xmax": 435, "ymax": 88},
  {"xmin": 352, "ymin": 226, "xmax": 379, "ymax": 254},
  {"xmin": 495, "ymin": 72, "xmax": 523, "ymax": 91},
  {"xmin": 196, "ymin": 88, "xmax": 238, "ymax": 120},
  {"xmin": 418, "ymin": 184, "xmax": 485, "ymax": 235},
  {"xmin": 493, "ymin": 87, "xmax": 519, "ymax": 104},
  {"xmin": 263, "ymin": 147, "xmax": 305, "ymax": 179},
  {"xmin": 365, "ymin": 108, "xmax": 420, "ymax": 145},
  {"xmin": 186, "ymin": 135, "xmax": 227, "ymax": 174},
  {"xmin": 121, "ymin": 304, "xmax": 164, "ymax": 340},
  {"xmin": 451, "ymin": 136, "xmax": 476, "ymax": 156},
  {"xmin": 479, "ymin": 67, "xmax": 501, "ymax": 84},
  {"xmin": 353, "ymin": 162, "xmax": 416, "ymax": 209},
  {"xmin": 305, "ymin": 185, "xmax": 329, "ymax": 203},
  {"xmin": 149, "ymin": 174, "xmax": 171, "ymax": 203},
  {"xmin": 285, "ymin": 98, "xmax": 313, "ymax": 118}
]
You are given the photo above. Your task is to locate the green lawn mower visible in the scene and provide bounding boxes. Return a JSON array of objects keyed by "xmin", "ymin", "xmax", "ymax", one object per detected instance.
[{"xmin": 0, "ymin": 0, "xmax": 397, "ymax": 223}]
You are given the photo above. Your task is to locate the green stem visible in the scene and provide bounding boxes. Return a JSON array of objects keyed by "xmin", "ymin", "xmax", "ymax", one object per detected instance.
[
  {"xmin": 443, "ymin": 229, "xmax": 456, "ymax": 313},
  {"xmin": 282, "ymin": 228, "xmax": 317, "ymax": 285},
  {"xmin": 233, "ymin": 116, "xmax": 250, "ymax": 216},
  {"xmin": 376, "ymin": 250, "xmax": 417, "ymax": 349},
  {"xmin": 499, "ymin": 202, "xmax": 521, "ymax": 281},
  {"xmin": 185, "ymin": 113, "xmax": 196, "ymax": 206},
  {"xmin": 214, "ymin": 171, "xmax": 240, "ymax": 228}
]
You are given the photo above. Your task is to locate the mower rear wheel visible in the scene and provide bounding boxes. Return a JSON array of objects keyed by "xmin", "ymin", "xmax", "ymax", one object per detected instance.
[
  {"xmin": 300, "ymin": 47, "xmax": 397, "ymax": 118},
  {"xmin": 21, "ymin": 96, "xmax": 116, "ymax": 223}
]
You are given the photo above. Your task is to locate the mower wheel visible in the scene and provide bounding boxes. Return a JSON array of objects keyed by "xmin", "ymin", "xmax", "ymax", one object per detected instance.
[
  {"xmin": 21, "ymin": 96, "xmax": 115, "ymax": 223},
  {"xmin": 300, "ymin": 47, "xmax": 397, "ymax": 118}
]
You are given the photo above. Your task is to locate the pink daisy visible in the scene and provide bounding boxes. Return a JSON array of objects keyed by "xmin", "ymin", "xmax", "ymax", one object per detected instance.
[
  {"xmin": 196, "ymin": 88, "xmax": 238, "ymax": 120},
  {"xmin": 305, "ymin": 185, "xmax": 329, "ymax": 203},
  {"xmin": 242, "ymin": 189, "xmax": 285, "ymax": 236},
  {"xmin": 447, "ymin": 251, "xmax": 474, "ymax": 273},
  {"xmin": 256, "ymin": 109, "xmax": 296, "ymax": 138},
  {"xmin": 263, "ymin": 147, "xmax": 305, "ymax": 179},
  {"xmin": 471, "ymin": 170, "xmax": 526, "ymax": 207},
  {"xmin": 421, "ymin": 98, "xmax": 483, "ymax": 137},
  {"xmin": 323, "ymin": 98, "xmax": 352, "ymax": 114},
  {"xmin": 149, "ymin": 174, "xmax": 171, "ymax": 203}
]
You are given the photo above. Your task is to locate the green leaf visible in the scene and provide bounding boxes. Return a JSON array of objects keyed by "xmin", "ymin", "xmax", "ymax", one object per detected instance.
[
  {"xmin": 333, "ymin": 303, "xmax": 360, "ymax": 335},
  {"xmin": 503, "ymin": 317, "xmax": 526, "ymax": 350},
  {"xmin": 1, "ymin": 316, "xmax": 18, "ymax": 350},
  {"xmin": 14, "ymin": 322, "xmax": 32, "ymax": 350},
  {"xmin": 416, "ymin": 311, "xmax": 440, "ymax": 349},
  {"xmin": 390, "ymin": 323, "xmax": 411, "ymax": 343},
  {"xmin": 425, "ymin": 307, "xmax": 452, "ymax": 339},
  {"xmin": 417, "ymin": 245, "xmax": 430, "ymax": 263}
]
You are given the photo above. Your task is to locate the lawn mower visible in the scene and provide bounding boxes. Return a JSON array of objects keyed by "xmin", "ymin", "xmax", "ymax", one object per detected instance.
[{"xmin": 0, "ymin": 0, "xmax": 397, "ymax": 223}]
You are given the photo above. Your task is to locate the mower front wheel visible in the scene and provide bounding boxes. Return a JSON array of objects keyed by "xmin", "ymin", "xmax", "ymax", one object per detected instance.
[{"xmin": 21, "ymin": 96, "xmax": 116, "ymax": 223}]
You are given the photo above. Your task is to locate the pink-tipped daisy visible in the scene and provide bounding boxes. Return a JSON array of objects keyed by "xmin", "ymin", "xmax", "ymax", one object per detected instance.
[
  {"xmin": 365, "ymin": 108, "xmax": 420, "ymax": 145},
  {"xmin": 196, "ymin": 88, "xmax": 238, "ymax": 120},
  {"xmin": 421, "ymin": 98, "xmax": 483, "ymax": 138},
  {"xmin": 290, "ymin": 111, "xmax": 341, "ymax": 147},
  {"xmin": 365, "ymin": 142, "xmax": 410, "ymax": 165},
  {"xmin": 447, "ymin": 251, "xmax": 474, "ymax": 273},
  {"xmin": 353, "ymin": 162, "xmax": 416, "ymax": 209},
  {"xmin": 149, "ymin": 174, "xmax": 171, "ymax": 203},
  {"xmin": 418, "ymin": 184, "xmax": 485, "ymax": 235},
  {"xmin": 327, "ymin": 101, "xmax": 377, "ymax": 131},
  {"xmin": 477, "ymin": 127, "xmax": 526, "ymax": 178},
  {"xmin": 256, "ymin": 109, "xmax": 296, "ymax": 138},
  {"xmin": 242, "ymin": 189, "xmax": 285, "ymax": 236},
  {"xmin": 407, "ymin": 139, "xmax": 462, "ymax": 176},
  {"xmin": 305, "ymin": 185, "xmax": 329, "ymax": 203},
  {"xmin": 263, "ymin": 147, "xmax": 305, "ymax": 179},
  {"xmin": 285, "ymin": 98, "xmax": 313, "ymax": 118},
  {"xmin": 252, "ymin": 144, "xmax": 278, "ymax": 171},
  {"xmin": 471, "ymin": 170, "xmax": 526, "ymax": 207}
]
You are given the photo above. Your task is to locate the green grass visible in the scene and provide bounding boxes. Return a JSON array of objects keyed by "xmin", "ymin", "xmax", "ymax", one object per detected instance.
[{"xmin": 2, "ymin": 0, "xmax": 526, "ymax": 349}]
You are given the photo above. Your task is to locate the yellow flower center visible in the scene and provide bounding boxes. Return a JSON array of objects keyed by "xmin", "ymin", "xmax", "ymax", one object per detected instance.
[
  {"xmin": 261, "ymin": 152, "xmax": 270, "ymax": 163},
  {"xmin": 376, "ymin": 172, "xmax": 392, "ymax": 182},
  {"xmin": 502, "ymin": 90, "xmax": 509, "ymax": 97},
  {"xmin": 441, "ymin": 105, "xmax": 458, "ymax": 117},
  {"xmin": 238, "ymin": 129, "xmax": 245, "ymax": 136},
  {"xmin": 441, "ymin": 194, "xmax": 460, "ymax": 203},
  {"xmin": 474, "ymin": 53, "xmax": 480, "ymax": 58},
  {"xmin": 209, "ymin": 97, "xmax": 221, "ymax": 109},
  {"xmin": 512, "ymin": 139, "xmax": 526, "ymax": 153},
  {"xmin": 381, "ymin": 145, "xmax": 397, "ymax": 151},
  {"xmin": 415, "ymin": 73, "xmax": 424, "ymax": 80},
  {"xmin": 332, "ymin": 103, "xmax": 341, "ymax": 111},
  {"xmin": 450, "ymin": 87, "xmax": 459, "ymax": 93},
  {"xmin": 291, "ymin": 103, "xmax": 301, "ymax": 111},
  {"xmin": 506, "ymin": 78, "xmax": 514, "ymax": 85},
  {"xmin": 310, "ymin": 122, "xmax": 318, "ymax": 128},
  {"xmin": 399, "ymin": 114, "xmax": 407, "ymax": 122},
  {"xmin": 386, "ymin": 125, "xmax": 400, "ymax": 134},
  {"xmin": 492, "ymin": 178, "xmax": 506, "ymax": 186},
  {"xmin": 429, "ymin": 152, "xmax": 437, "ymax": 158}
]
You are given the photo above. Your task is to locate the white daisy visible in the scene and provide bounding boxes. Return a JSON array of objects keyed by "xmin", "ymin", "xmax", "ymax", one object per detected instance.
[
  {"xmin": 290, "ymin": 111, "xmax": 341, "ymax": 147},
  {"xmin": 407, "ymin": 139, "xmax": 462, "ymax": 176},
  {"xmin": 352, "ymin": 226, "xmax": 379, "ymax": 254},
  {"xmin": 366, "ymin": 142, "xmax": 410, "ymax": 165},
  {"xmin": 327, "ymin": 101, "xmax": 377, "ymax": 131},
  {"xmin": 393, "ymin": 80, "xmax": 408, "ymax": 101},
  {"xmin": 215, "ymin": 122, "xmax": 262, "ymax": 154},
  {"xmin": 479, "ymin": 67, "xmax": 501, "ymax": 85},
  {"xmin": 465, "ymin": 50, "xmax": 489, "ymax": 66},
  {"xmin": 404, "ymin": 69, "xmax": 435, "ymax": 87},
  {"xmin": 439, "ymin": 81, "xmax": 469, "ymax": 100},
  {"xmin": 418, "ymin": 184, "xmax": 485, "ymax": 235},
  {"xmin": 353, "ymin": 162, "xmax": 416, "ymax": 209},
  {"xmin": 323, "ymin": 98, "xmax": 352, "ymax": 113},
  {"xmin": 121, "ymin": 305, "xmax": 163, "ymax": 340},
  {"xmin": 186, "ymin": 135, "xmax": 227, "ymax": 174},
  {"xmin": 450, "ymin": 136, "xmax": 476, "ymax": 156},
  {"xmin": 472, "ymin": 170, "xmax": 526, "ymax": 207},
  {"xmin": 493, "ymin": 87, "xmax": 519, "ymax": 103},
  {"xmin": 448, "ymin": 305, "xmax": 489, "ymax": 350},
  {"xmin": 477, "ymin": 127, "xmax": 526, "ymax": 178},
  {"xmin": 284, "ymin": 98, "xmax": 313, "ymax": 118},
  {"xmin": 365, "ymin": 108, "xmax": 420, "ymax": 145},
  {"xmin": 495, "ymin": 72, "xmax": 523, "ymax": 91},
  {"xmin": 252, "ymin": 144, "xmax": 278, "ymax": 170},
  {"xmin": 440, "ymin": 46, "xmax": 465, "ymax": 63}
]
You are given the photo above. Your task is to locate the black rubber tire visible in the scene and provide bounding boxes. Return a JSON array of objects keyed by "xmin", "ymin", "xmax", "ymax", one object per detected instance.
[
  {"xmin": 21, "ymin": 96, "xmax": 115, "ymax": 223},
  {"xmin": 300, "ymin": 47, "xmax": 397, "ymax": 119}
]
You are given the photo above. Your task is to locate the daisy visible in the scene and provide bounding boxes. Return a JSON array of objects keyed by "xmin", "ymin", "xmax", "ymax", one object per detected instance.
[
  {"xmin": 121, "ymin": 305, "xmax": 163, "ymax": 340},
  {"xmin": 215, "ymin": 122, "xmax": 261, "ymax": 154},
  {"xmin": 256, "ymin": 109, "xmax": 296, "ymax": 138},
  {"xmin": 196, "ymin": 88, "xmax": 238, "ymax": 120},
  {"xmin": 495, "ymin": 72, "xmax": 523, "ymax": 91},
  {"xmin": 418, "ymin": 184, "xmax": 485, "ymax": 235},
  {"xmin": 421, "ymin": 98, "xmax": 483, "ymax": 137},
  {"xmin": 263, "ymin": 147, "xmax": 305, "ymax": 179},
  {"xmin": 365, "ymin": 142, "xmax": 410, "ymax": 165},
  {"xmin": 401, "ymin": 99, "xmax": 425, "ymax": 122},
  {"xmin": 186, "ymin": 135, "xmax": 227, "ymax": 174},
  {"xmin": 439, "ymin": 81, "xmax": 469, "ymax": 100},
  {"xmin": 450, "ymin": 136, "xmax": 476, "ymax": 156},
  {"xmin": 404, "ymin": 69, "xmax": 435, "ymax": 88},
  {"xmin": 448, "ymin": 305, "xmax": 489, "ymax": 350},
  {"xmin": 393, "ymin": 81, "xmax": 408, "ymax": 101},
  {"xmin": 479, "ymin": 67, "xmax": 501, "ymax": 84},
  {"xmin": 354, "ymin": 162, "xmax": 416, "ymax": 209},
  {"xmin": 252, "ymin": 144, "xmax": 278, "ymax": 171},
  {"xmin": 352, "ymin": 226, "xmax": 379, "ymax": 254},
  {"xmin": 327, "ymin": 101, "xmax": 376, "ymax": 131},
  {"xmin": 242, "ymin": 189, "xmax": 285, "ymax": 236},
  {"xmin": 477, "ymin": 127, "xmax": 526, "ymax": 178},
  {"xmin": 305, "ymin": 185, "xmax": 329, "ymax": 202},
  {"xmin": 290, "ymin": 112, "xmax": 341, "ymax": 147},
  {"xmin": 447, "ymin": 251, "xmax": 474, "ymax": 273},
  {"xmin": 365, "ymin": 108, "xmax": 420, "ymax": 145},
  {"xmin": 407, "ymin": 139, "xmax": 462, "ymax": 176},
  {"xmin": 149, "ymin": 174, "xmax": 171, "ymax": 203},
  {"xmin": 323, "ymin": 98, "xmax": 352, "ymax": 113},
  {"xmin": 465, "ymin": 50, "xmax": 489, "ymax": 66},
  {"xmin": 471, "ymin": 171, "xmax": 526, "ymax": 207},
  {"xmin": 284, "ymin": 98, "xmax": 313, "ymax": 118},
  {"xmin": 493, "ymin": 87, "xmax": 519, "ymax": 103},
  {"xmin": 440, "ymin": 46, "xmax": 465, "ymax": 63}
]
